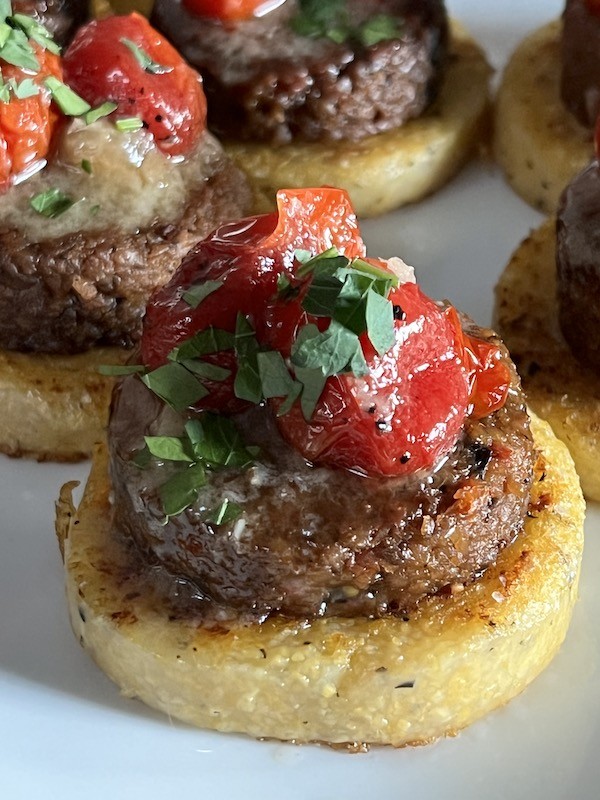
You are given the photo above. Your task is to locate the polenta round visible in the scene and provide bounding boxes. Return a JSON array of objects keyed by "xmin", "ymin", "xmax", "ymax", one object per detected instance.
[
  {"xmin": 56, "ymin": 413, "xmax": 584, "ymax": 747},
  {"xmin": 494, "ymin": 218, "xmax": 600, "ymax": 501},
  {"xmin": 494, "ymin": 21, "xmax": 593, "ymax": 213}
]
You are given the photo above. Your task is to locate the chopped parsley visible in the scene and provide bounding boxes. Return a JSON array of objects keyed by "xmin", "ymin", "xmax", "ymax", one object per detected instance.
[
  {"xmin": 182, "ymin": 279, "xmax": 223, "ymax": 309},
  {"xmin": 11, "ymin": 13, "xmax": 61, "ymax": 55},
  {"xmin": 132, "ymin": 246, "xmax": 401, "ymax": 520},
  {"xmin": 141, "ymin": 361, "xmax": 208, "ymax": 412},
  {"xmin": 84, "ymin": 101, "xmax": 118, "ymax": 126},
  {"xmin": 115, "ymin": 116, "xmax": 144, "ymax": 133},
  {"xmin": 121, "ymin": 38, "xmax": 173, "ymax": 75},
  {"xmin": 97, "ymin": 363, "xmax": 146, "ymax": 377},
  {"xmin": 30, "ymin": 187, "xmax": 75, "ymax": 218},
  {"xmin": 0, "ymin": 3, "xmax": 62, "ymax": 74},
  {"xmin": 44, "ymin": 75, "xmax": 91, "ymax": 116},
  {"xmin": 291, "ymin": 0, "xmax": 403, "ymax": 47},
  {"xmin": 0, "ymin": 74, "xmax": 39, "ymax": 102},
  {"xmin": 359, "ymin": 14, "xmax": 404, "ymax": 47},
  {"xmin": 138, "ymin": 414, "xmax": 259, "ymax": 521}
]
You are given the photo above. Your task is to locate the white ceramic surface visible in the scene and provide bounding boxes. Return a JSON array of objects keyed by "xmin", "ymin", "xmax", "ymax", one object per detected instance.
[{"xmin": 3, "ymin": 1, "xmax": 599, "ymax": 798}]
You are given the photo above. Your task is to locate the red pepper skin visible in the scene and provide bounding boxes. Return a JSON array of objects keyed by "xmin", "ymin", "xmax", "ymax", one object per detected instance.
[
  {"xmin": 0, "ymin": 45, "xmax": 62, "ymax": 191},
  {"xmin": 63, "ymin": 13, "xmax": 206, "ymax": 157},
  {"xmin": 141, "ymin": 188, "xmax": 366, "ymax": 413},
  {"xmin": 182, "ymin": 0, "xmax": 281, "ymax": 22}
]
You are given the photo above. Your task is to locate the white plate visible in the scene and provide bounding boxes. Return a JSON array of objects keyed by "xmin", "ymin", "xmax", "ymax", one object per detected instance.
[{"xmin": 2, "ymin": 1, "xmax": 599, "ymax": 798}]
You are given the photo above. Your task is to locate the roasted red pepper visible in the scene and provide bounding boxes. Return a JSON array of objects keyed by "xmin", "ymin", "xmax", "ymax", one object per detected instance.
[
  {"xmin": 63, "ymin": 13, "xmax": 206, "ymax": 157},
  {"xmin": 0, "ymin": 45, "xmax": 62, "ymax": 191},
  {"xmin": 141, "ymin": 187, "xmax": 510, "ymax": 477}
]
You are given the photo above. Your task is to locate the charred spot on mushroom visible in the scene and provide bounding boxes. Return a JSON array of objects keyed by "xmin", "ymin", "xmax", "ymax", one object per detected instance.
[{"xmin": 469, "ymin": 442, "xmax": 492, "ymax": 478}]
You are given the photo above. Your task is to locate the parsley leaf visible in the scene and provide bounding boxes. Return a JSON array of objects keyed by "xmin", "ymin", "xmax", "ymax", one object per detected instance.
[
  {"xmin": 144, "ymin": 435, "xmax": 194, "ymax": 463},
  {"xmin": 205, "ymin": 497, "xmax": 243, "ymax": 525},
  {"xmin": 142, "ymin": 362, "xmax": 208, "ymax": 412},
  {"xmin": 121, "ymin": 37, "xmax": 173, "ymax": 75},
  {"xmin": 291, "ymin": 0, "xmax": 350, "ymax": 43},
  {"xmin": 302, "ymin": 274, "xmax": 344, "ymax": 317},
  {"xmin": 179, "ymin": 359, "xmax": 231, "ymax": 382},
  {"xmin": 97, "ymin": 363, "xmax": 146, "ymax": 376},
  {"xmin": 11, "ymin": 77, "xmax": 38, "ymax": 99},
  {"xmin": 291, "ymin": 320, "xmax": 363, "ymax": 376},
  {"xmin": 365, "ymin": 287, "xmax": 395, "ymax": 356},
  {"xmin": 291, "ymin": 0, "xmax": 402, "ymax": 47},
  {"xmin": 182, "ymin": 279, "xmax": 223, "ymax": 309},
  {"xmin": 12, "ymin": 13, "xmax": 61, "ymax": 55},
  {"xmin": 293, "ymin": 365, "xmax": 327, "ymax": 421},
  {"xmin": 139, "ymin": 413, "xmax": 259, "ymax": 521},
  {"xmin": 0, "ymin": 26, "xmax": 39, "ymax": 71},
  {"xmin": 233, "ymin": 315, "xmax": 262, "ymax": 404},
  {"xmin": 84, "ymin": 101, "xmax": 118, "ymax": 125},
  {"xmin": 159, "ymin": 462, "xmax": 207, "ymax": 519},
  {"xmin": 30, "ymin": 188, "xmax": 75, "ymax": 218},
  {"xmin": 359, "ymin": 14, "xmax": 403, "ymax": 47},
  {"xmin": 44, "ymin": 76, "xmax": 90, "ymax": 116},
  {"xmin": 115, "ymin": 117, "xmax": 144, "ymax": 132},
  {"xmin": 187, "ymin": 413, "xmax": 257, "ymax": 469},
  {"xmin": 257, "ymin": 350, "xmax": 298, "ymax": 399},
  {"xmin": 170, "ymin": 327, "xmax": 235, "ymax": 362}
]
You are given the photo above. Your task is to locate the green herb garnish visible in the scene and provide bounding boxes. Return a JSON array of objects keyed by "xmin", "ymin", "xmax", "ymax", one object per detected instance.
[
  {"xmin": 115, "ymin": 116, "xmax": 144, "ymax": 133},
  {"xmin": 81, "ymin": 159, "xmax": 93, "ymax": 175},
  {"xmin": 159, "ymin": 462, "xmax": 207, "ymax": 520},
  {"xmin": 205, "ymin": 498, "xmax": 243, "ymax": 526},
  {"xmin": 121, "ymin": 37, "xmax": 173, "ymax": 75},
  {"xmin": 44, "ymin": 76, "xmax": 90, "ymax": 116},
  {"xmin": 257, "ymin": 350, "xmax": 298, "ymax": 400},
  {"xmin": 11, "ymin": 13, "xmax": 61, "ymax": 55},
  {"xmin": 291, "ymin": 0, "xmax": 402, "ymax": 47},
  {"xmin": 187, "ymin": 413, "xmax": 259, "ymax": 469},
  {"xmin": 141, "ymin": 361, "xmax": 208, "ymax": 412},
  {"xmin": 179, "ymin": 360, "xmax": 231, "ymax": 382},
  {"xmin": 145, "ymin": 436, "xmax": 194, "ymax": 463},
  {"xmin": 30, "ymin": 187, "xmax": 75, "ymax": 218},
  {"xmin": 97, "ymin": 363, "xmax": 146, "ymax": 376},
  {"xmin": 0, "ymin": 4, "xmax": 62, "ymax": 72},
  {"xmin": 0, "ymin": 2, "xmax": 12, "ymax": 22},
  {"xmin": 182, "ymin": 279, "xmax": 223, "ymax": 309},
  {"xmin": 84, "ymin": 101, "xmax": 118, "ymax": 126},
  {"xmin": 2, "ymin": 77, "xmax": 39, "ymax": 99},
  {"xmin": 0, "ymin": 26, "xmax": 39, "ymax": 70},
  {"xmin": 290, "ymin": 0, "xmax": 350, "ymax": 43},
  {"xmin": 233, "ymin": 314, "xmax": 263, "ymax": 404},
  {"xmin": 358, "ymin": 14, "xmax": 404, "ymax": 47},
  {"xmin": 139, "ymin": 414, "xmax": 258, "ymax": 521},
  {"xmin": 133, "ymin": 245, "xmax": 401, "ymax": 519}
]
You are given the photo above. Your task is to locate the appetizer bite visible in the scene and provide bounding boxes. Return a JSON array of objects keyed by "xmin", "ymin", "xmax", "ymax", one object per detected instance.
[
  {"xmin": 57, "ymin": 188, "xmax": 584, "ymax": 747},
  {"xmin": 0, "ymin": 7, "xmax": 250, "ymax": 460},
  {"xmin": 494, "ymin": 0, "xmax": 599, "ymax": 212},
  {"xmin": 495, "ymin": 128, "xmax": 600, "ymax": 501},
  {"xmin": 150, "ymin": 0, "xmax": 491, "ymax": 216}
]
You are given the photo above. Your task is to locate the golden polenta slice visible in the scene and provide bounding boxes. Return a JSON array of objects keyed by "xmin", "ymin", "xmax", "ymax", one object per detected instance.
[
  {"xmin": 494, "ymin": 218, "xmax": 600, "ymax": 501},
  {"xmin": 56, "ymin": 414, "xmax": 583, "ymax": 747},
  {"xmin": 494, "ymin": 20, "xmax": 593, "ymax": 213},
  {"xmin": 0, "ymin": 347, "xmax": 126, "ymax": 461}
]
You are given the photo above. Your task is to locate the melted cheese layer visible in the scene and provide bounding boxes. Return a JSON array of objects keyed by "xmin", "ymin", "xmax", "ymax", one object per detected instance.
[{"xmin": 0, "ymin": 120, "xmax": 222, "ymax": 242}]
